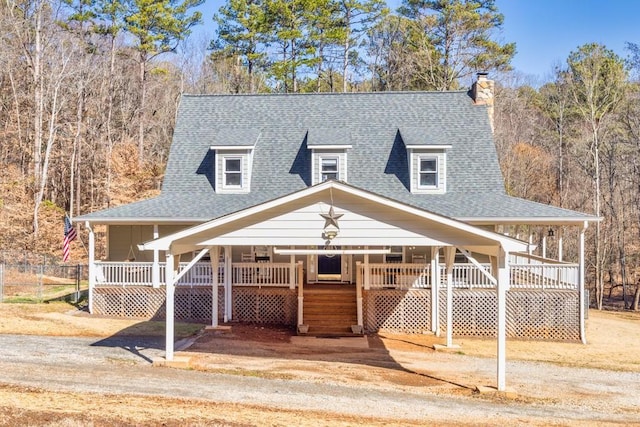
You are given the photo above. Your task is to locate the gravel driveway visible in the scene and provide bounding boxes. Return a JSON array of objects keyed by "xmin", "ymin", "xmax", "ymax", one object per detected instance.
[{"xmin": 1, "ymin": 333, "xmax": 638, "ymax": 425}]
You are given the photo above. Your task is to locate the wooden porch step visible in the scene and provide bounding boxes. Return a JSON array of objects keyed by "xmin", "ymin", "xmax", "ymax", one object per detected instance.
[{"xmin": 301, "ymin": 285, "xmax": 360, "ymax": 336}]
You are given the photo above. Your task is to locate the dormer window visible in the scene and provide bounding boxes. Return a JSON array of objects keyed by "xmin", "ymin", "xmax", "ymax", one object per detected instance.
[
  {"xmin": 409, "ymin": 150, "xmax": 446, "ymax": 193},
  {"xmin": 399, "ymin": 127, "xmax": 450, "ymax": 194},
  {"xmin": 418, "ymin": 157, "xmax": 438, "ymax": 188},
  {"xmin": 210, "ymin": 127, "xmax": 260, "ymax": 194},
  {"xmin": 223, "ymin": 157, "xmax": 242, "ymax": 188},
  {"xmin": 321, "ymin": 157, "xmax": 339, "ymax": 181},
  {"xmin": 307, "ymin": 128, "xmax": 352, "ymax": 185}
]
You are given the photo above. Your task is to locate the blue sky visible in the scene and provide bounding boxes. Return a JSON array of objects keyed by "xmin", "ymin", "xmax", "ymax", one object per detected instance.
[{"xmin": 195, "ymin": 0, "xmax": 640, "ymax": 82}]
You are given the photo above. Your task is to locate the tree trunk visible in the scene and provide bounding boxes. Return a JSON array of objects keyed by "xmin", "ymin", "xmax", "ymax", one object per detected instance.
[
  {"xmin": 32, "ymin": 1, "xmax": 43, "ymax": 236},
  {"xmin": 138, "ymin": 58, "xmax": 146, "ymax": 165}
]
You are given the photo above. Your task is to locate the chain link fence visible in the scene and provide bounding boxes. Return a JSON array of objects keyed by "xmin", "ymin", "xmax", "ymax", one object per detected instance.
[{"xmin": 0, "ymin": 259, "xmax": 88, "ymax": 303}]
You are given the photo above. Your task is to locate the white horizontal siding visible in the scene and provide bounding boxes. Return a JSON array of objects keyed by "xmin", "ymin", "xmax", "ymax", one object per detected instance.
[{"xmin": 199, "ymin": 202, "xmax": 497, "ymax": 247}]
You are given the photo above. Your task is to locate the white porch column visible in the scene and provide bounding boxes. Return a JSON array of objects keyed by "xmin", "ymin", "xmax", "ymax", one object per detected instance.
[
  {"xmin": 297, "ymin": 261, "xmax": 304, "ymax": 327},
  {"xmin": 210, "ymin": 246, "xmax": 219, "ymax": 328},
  {"xmin": 224, "ymin": 245, "xmax": 232, "ymax": 322},
  {"xmin": 289, "ymin": 249, "xmax": 296, "ymax": 289},
  {"xmin": 558, "ymin": 228, "xmax": 564, "ymax": 262},
  {"xmin": 430, "ymin": 247, "xmax": 440, "ymax": 335},
  {"xmin": 497, "ymin": 247, "xmax": 510, "ymax": 391},
  {"xmin": 86, "ymin": 222, "xmax": 95, "ymax": 314},
  {"xmin": 579, "ymin": 222, "xmax": 588, "ymax": 344},
  {"xmin": 152, "ymin": 225, "xmax": 160, "ymax": 288},
  {"xmin": 356, "ymin": 269, "xmax": 363, "ymax": 328},
  {"xmin": 444, "ymin": 247, "xmax": 455, "ymax": 347},
  {"xmin": 542, "ymin": 235, "xmax": 547, "ymax": 259},
  {"xmin": 363, "ymin": 249, "xmax": 370, "ymax": 291},
  {"xmin": 528, "ymin": 228, "xmax": 534, "ymax": 255},
  {"xmin": 165, "ymin": 252, "xmax": 180, "ymax": 361}
]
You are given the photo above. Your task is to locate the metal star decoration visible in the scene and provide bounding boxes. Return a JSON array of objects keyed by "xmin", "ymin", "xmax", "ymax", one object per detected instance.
[{"xmin": 320, "ymin": 206, "xmax": 343, "ymax": 230}]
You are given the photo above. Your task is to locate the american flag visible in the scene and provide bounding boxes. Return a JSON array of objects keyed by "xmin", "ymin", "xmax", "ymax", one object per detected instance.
[{"xmin": 63, "ymin": 216, "xmax": 77, "ymax": 262}]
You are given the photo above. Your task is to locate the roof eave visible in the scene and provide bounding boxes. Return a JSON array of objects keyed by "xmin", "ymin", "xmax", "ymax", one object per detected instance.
[{"xmin": 462, "ymin": 216, "xmax": 602, "ymax": 226}]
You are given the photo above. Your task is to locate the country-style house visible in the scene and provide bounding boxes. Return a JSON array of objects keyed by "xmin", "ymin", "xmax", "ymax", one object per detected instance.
[{"xmin": 76, "ymin": 74, "xmax": 598, "ymax": 390}]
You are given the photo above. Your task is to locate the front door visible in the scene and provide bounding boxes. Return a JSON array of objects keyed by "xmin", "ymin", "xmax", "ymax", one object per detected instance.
[{"xmin": 318, "ymin": 254, "xmax": 342, "ymax": 281}]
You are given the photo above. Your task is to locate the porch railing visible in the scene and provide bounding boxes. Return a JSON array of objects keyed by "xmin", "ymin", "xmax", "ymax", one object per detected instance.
[
  {"xmin": 365, "ymin": 263, "xmax": 431, "ymax": 289},
  {"xmin": 231, "ymin": 262, "xmax": 292, "ymax": 287},
  {"xmin": 94, "ymin": 261, "xmax": 292, "ymax": 287},
  {"xmin": 438, "ymin": 263, "xmax": 494, "ymax": 289},
  {"xmin": 509, "ymin": 252, "xmax": 579, "ymax": 290},
  {"xmin": 95, "ymin": 257, "xmax": 579, "ymax": 290}
]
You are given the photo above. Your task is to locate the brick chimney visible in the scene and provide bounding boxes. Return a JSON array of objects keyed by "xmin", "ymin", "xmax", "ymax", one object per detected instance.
[{"xmin": 471, "ymin": 72, "xmax": 494, "ymax": 132}]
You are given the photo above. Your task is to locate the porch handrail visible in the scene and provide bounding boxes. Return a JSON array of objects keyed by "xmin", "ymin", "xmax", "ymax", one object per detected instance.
[
  {"xmin": 94, "ymin": 261, "xmax": 293, "ymax": 287},
  {"xmin": 438, "ymin": 263, "xmax": 495, "ymax": 289},
  {"xmin": 231, "ymin": 262, "xmax": 292, "ymax": 287},
  {"xmin": 510, "ymin": 263, "xmax": 579, "ymax": 290},
  {"xmin": 365, "ymin": 263, "xmax": 431, "ymax": 289}
]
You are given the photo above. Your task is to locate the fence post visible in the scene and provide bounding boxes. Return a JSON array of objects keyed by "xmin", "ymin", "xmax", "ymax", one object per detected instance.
[
  {"xmin": 74, "ymin": 264, "xmax": 80, "ymax": 303},
  {"xmin": 37, "ymin": 264, "xmax": 43, "ymax": 302}
]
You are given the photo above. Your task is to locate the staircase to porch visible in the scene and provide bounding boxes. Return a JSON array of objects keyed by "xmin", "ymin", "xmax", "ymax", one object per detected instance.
[{"xmin": 302, "ymin": 285, "xmax": 360, "ymax": 336}]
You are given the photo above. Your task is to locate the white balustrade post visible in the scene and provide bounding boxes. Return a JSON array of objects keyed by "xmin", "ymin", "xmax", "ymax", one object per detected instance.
[
  {"xmin": 165, "ymin": 252, "xmax": 176, "ymax": 361},
  {"xmin": 289, "ymin": 249, "xmax": 296, "ymax": 289},
  {"xmin": 152, "ymin": 225, "xmax": 160, "ymax": 288},
  {"xmin": 210, "ymin": 246, "xmax": 219, "ymax": 328},
  {"xmin": 297, "ymin": 261, "xmax": 304, "ymax": 327},
  {"xmin": 444, "ymin": 247, "xmax": 455, "ymax": 347},
  {"xmin": 224, "ymin": 245, "xmax": 232, "ymax": 321},
  {"xmin": 356, "ymin": 268, "xmax": 363, "ymax": 328},
  {"xmin": 497, "ymin": 247, "xmax": 509, "ymax": 391},
  {"xmin": 364, "ymin": 250, "xmax": 370, "ymax": 291},
  {"xmin": 86, "ymin": 222, "xmax": 95, "ymax": 314},
  {"xmin": 579, "ymin": 222, "xmax": 587, "ymax": 344},
  {"xmin": 431, "ymin": 247, "xmax": 440, "ymax": 334}
]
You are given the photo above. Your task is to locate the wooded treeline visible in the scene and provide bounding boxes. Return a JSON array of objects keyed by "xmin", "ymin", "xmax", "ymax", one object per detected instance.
[{"xmin": 0, "ymin": 0, "xmax": 639, "ymax": 309}]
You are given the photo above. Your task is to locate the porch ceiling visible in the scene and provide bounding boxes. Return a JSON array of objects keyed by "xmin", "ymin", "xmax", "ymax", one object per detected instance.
[{"xmin": 139, "ymin": 181, "xmax": 529, "ymax": 257}]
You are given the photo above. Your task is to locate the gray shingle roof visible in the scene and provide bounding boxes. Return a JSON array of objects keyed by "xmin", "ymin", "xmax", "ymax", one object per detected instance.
[{"xmin": 77, "ymin": 91, "xmax": 595, "ymax": 223}]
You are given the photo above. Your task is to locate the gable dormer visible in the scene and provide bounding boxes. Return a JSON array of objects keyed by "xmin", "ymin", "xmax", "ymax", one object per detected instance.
[
  {"xmin": 210, "ymin": 128, "xmax": 260, "ymax": 193},
  {"xmin": 307, "ymin": 128, "xmax": 352, "ymax": 184},
  {"xmin": 399, "ymin": 128, "xmax": 450, "ymax": 194}
]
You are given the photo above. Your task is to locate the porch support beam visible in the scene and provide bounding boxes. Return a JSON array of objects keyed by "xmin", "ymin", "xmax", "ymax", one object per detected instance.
[
  {"xmin": 356, "ymin": 267, "xmax": 363, "ymax": 328},
  {"xmin": 297, "ymin": 261, "xmax": 304, "ymax": 327},
  {"xmin": 210, "ymin": 246, "xmax": 219, "ymax": 328},
  {"xmin": 224, "ymin": 245, "xmax": 232, "ymax": 322},
  {"xmin": 457, "ymin": 248, "xmax": 497, "ymax": 286},
  {"xmin": 165, "ymin": 252, "xmax": 180, "ymax": 361},
  {"xmin": 152, "ymin": 225, "xmax": 160, "ymax": 288},
  {"xmin": 430, "ymin": 247, "xmax": 440, "ymax": 335},
  {"xmin": 444, "ymin": 247, "xmax": 456, "ymax": 347},
  {"xmin": 579, "ymin": 221, "xmax": 588, "ymax": 344},
  {"xmin": 364, "ymin": 249, "xmax": 370, "ymax": 291},
  {"xmin": 496, "ymin": 246, "xmax": 509, "ymax": 391},
  {"xmin": 86, "ymin": 222, "xmax": 95, "ymax": 314},
  {"xmin": 274, "ymin": 248, "xmax": 391, "ymax": 255},
  {"xmin": 289, "ymin": 247, "xmax": 296, "ymax": 289},
  {"xmin": 173, "ymin": 248, "xmax": 209, "ymax": 284}
]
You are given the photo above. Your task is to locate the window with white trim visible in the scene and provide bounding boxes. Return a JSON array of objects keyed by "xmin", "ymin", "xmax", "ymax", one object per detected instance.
[
  {"xmin": 320, "ymin": 157, "xmax": 339, "ymax": 181},
  {"xmin": 223, "ymin": 157, "xmax": 242, "ymax": 188},
  {"xmin": 418, "ymin": 157, "xmax": 438, "ymax": 188}
]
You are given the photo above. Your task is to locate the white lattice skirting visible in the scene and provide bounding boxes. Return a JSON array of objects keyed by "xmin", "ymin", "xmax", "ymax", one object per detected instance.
[
  {"xmin": 364, "ymin": 288, "xmax": 579, "ymax": 340},
  {"xmin": 93, "ymin": 287, "xmax": 580, "ymax": 340},
  {"xmin": 92, "ymin": 286, "xmax": 296, "ymax": 324}
]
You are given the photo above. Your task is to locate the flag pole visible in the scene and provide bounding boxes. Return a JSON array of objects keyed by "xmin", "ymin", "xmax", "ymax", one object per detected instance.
[{"xmin": 65, "ymin": 212, "xmax": 89, "ymax": 257}]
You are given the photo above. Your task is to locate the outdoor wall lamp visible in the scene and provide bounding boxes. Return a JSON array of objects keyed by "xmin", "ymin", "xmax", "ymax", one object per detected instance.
[{"xmin": 548, "ymin": 227, "xmax": 554, "ymax": 237}]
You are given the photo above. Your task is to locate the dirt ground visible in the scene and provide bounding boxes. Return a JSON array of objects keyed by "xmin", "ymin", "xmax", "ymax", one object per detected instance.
[{"xmin": 0, "ymin": 302, "xmax": 639, "ymax": 426}]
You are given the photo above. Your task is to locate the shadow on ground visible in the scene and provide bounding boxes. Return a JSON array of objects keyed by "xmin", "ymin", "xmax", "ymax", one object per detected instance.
[{"xmin": 183, "ymin": 323, "xmax": 474, "ymax": 390}]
